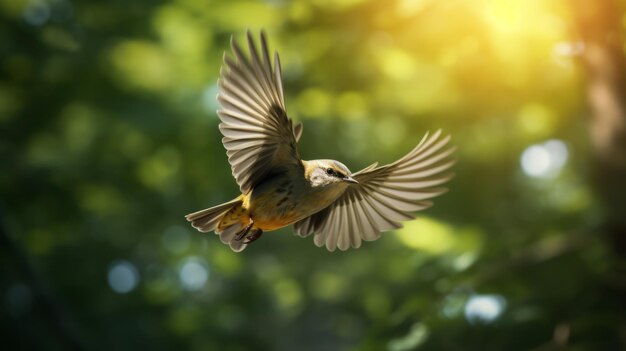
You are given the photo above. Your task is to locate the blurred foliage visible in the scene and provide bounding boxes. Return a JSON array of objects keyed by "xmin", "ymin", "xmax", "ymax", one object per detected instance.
[{"xmin": 1, "ymin": 0, "xmax": 625, "ymax": 350}]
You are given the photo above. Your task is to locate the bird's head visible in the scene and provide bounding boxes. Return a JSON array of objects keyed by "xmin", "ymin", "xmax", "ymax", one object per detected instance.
[{"xmin": 305, "ymin": 159, "xmax": 358, "ymax": 188}]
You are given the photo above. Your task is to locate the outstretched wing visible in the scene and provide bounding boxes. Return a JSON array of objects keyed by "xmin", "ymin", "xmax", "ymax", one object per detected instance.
[
  {"xmin": 294, "ymin": 130, "xmax": 456, "ymax": 251},
  {"xmin": 218, "ymin": 31, "xmax": 303, "ymax": 193}
]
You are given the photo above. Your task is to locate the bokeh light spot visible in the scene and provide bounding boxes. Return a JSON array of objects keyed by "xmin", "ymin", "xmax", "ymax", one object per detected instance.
[
  {"xmin": 272, "ymin": 279, "xmax": 303, "ymax": 314},
  {"xmin": 388, "ymin": 323, "xmax": 429, "ymax": 351},
  {"xmin": 23, "ymin": 0, "xmax": 50, "ymax": 26},
  {"xmin": 202, "ymin": 84, "xmax": 219, "ymax": 114},
  {"xmin": 136, "ymin": 146, "xmax": 181, "ymax": 190},
  {"xmin": 553, "ymin": 41, "xmax": 585, "ymax": 57},
  {"xmin": 521, "ymin": 139, "xmax": 568, "ymax": 178},
  {"xmin": 396, "ymin": 0, "xmax": 431, "ymax": 17},
  {"xmin": 517, "ymin": 103, "xmax": 555, "ymax": 138},
  {"xmin": 296, "ymin": 88, "xmax": 332, "ymax": 118},
  {"xmin": 61, "ymin": 103, "xmax": 98, "ymax": 153},
  {"xmin": 441, "ymin": 291, "xmax": 466, "ymax": 319},
  {"xmin": 109, "ymin": 40, "xmax": 173, "ymax": 92},
  {"xmin": 397, "ymin": 217, "xmax": 456, "ymax": 254},
  {"xmin": 179, "ymin": 257, "xmax": 209, "ymax": 291},
  {"xmin": 310, "ymin": 272, "xmax": 347, "ymax": 301},
  {"xmin": 335, "ymin": 91, "xmax": 368, "ymax": 120},
  {"xmin": 378, "ymin": 48, "xmax": 415, "ymax": 80},
  {"xmin": 521, "ymin": 145, "xmax": 550, "ymax": 176},
  {"xmin": 108, "ymin": 260, "xmax": 140, "ymax": 294},
  {"xmin": 483, "ymin": 0, "xmax": 526, "ymax": 33},
  {"xmin": 464, "ymin": 294, "xmax": 506, "ymax": 325}
]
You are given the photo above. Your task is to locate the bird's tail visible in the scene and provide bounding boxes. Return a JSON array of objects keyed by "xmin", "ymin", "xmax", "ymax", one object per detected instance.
[
  {"xmin": 185, "ymin": 198, "xmax": 242, "ymax": 233},
  {"xmin": 185, "ymin": 197, "xmax": 250, "ymax": 252}
]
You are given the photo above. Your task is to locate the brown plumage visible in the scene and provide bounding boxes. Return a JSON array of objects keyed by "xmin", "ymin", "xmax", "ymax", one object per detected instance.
[{"xmin": 185, "ymin": 31, "xmax": 456, "ymax": 252}]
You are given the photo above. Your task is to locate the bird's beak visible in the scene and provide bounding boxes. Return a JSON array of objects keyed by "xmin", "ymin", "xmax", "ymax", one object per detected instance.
[{"xmin": 343, "ymin": 176, "xmax": 359, "ymax": 184}]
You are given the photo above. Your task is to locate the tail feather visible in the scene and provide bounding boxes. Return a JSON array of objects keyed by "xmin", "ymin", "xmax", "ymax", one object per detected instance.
[
  {"xmin": 219, "ymin": 223, "xmax": 244, "ymax": 244},
  {"xmin": 185, "ymin": 198, "xmax": 251, "ymax": 252},
  {"xmin": 219, "ymin": 223, "xmax": 249, "ymax": 252},
  {"xmin": 185, "ymin": 198, "xmax": 242, "ymax": 233},
  {"xmin": 186, "ymin": 197, "xmax": 255, "ymax": 252},
  {"xmin": 229, "ymin": 238, "xmax": 247, "ymax": 252}
]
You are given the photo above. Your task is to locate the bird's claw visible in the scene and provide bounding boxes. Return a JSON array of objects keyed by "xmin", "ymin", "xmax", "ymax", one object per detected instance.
[
  {"xmin": 235, "ymin": 221, "xmax": 254, "ymax": 241},
  {"xmin": 243, "ymin": 229, "xmax": 263, "ymax": 244}
]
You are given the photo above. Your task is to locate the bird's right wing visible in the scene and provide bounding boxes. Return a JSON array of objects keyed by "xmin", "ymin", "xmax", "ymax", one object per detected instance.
[
  {"xmin": 294, "ymin": 130, "xmax": 456, "ymax": 251},
  {"xmin": 218, "ymin": 31, "xmax": 303, "ymax": 194}
]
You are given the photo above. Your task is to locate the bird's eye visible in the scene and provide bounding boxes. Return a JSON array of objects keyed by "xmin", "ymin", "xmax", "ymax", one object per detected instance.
[{"xmin": 326, "ymin": 168, "xmax": 334, "ymax": 176}]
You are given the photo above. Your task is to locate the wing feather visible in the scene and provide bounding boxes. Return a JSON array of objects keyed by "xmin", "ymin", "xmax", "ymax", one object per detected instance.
[
  {"xmin": 346, "ymin": 191, "xmax": 363, "ymax": 248},
  {"xmin": 350, "ymin": 190, "xmax": 379, "ymax": 241},
  {"xmin": 217, "ymin": 31, "xmax": 303, "ymax": 193},
  {"xmin": 337, "ymin": 200, "xmax": 350, "ymax": 251},
  {"xmin": 274, "ymin": 51, "xmax": 285, "ymax": 106},
  {"xmin": 294, "ymin": 130, "xmax": 455, "ymax": 251}
]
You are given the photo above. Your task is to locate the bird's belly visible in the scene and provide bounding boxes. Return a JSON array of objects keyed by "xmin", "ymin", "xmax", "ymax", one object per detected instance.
[
  {"xmin": 246, "ymin": 177, "xmax": 303, "ymax": 231},
  {"xmin": 246, "ymin": 174, "xmax": 346, "ymax": 232},
  {"xmin": 249, "ymin": 194, "xmax": 301, "ymax": 231},
  {"xmin": 253, "ymin": 215, "xmax": 298, "ymax": 231}
]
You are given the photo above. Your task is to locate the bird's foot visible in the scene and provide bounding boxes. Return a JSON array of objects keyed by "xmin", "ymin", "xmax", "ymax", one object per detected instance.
[
  {"xmin": 235, "ymin": 221, "xmax": 254, "ymax": 241},
  {"xmin": 244, "ymin": 229, "xmax": 263, "ymax": 244}
]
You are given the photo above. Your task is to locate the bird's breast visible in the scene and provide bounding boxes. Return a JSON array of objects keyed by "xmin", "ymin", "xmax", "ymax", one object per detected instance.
[
  {"xmin": 246, "ymin": 174, "xmax": 347, "ymax": 231},
  {"xmin": 246, "ymin": 175, "xmax": 304, "ymax": 231},
  {"xmin": 248, "ymin": 194, "xmax": 301, "ymax": 231}
]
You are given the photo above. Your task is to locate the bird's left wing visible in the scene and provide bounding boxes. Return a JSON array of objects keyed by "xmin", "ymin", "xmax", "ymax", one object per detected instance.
[
  {"xmin": 218, "ymin": 31, "xmax": 302, "ymax": 194},
  {"xmin": 294, "ymin": 130, "xmax": 456, "ymax": 251}
]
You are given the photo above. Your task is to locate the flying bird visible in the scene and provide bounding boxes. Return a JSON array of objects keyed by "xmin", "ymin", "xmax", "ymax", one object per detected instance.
[{"xmin": 185, "ymin": 31, "xmax": 456, "ymax": 252}]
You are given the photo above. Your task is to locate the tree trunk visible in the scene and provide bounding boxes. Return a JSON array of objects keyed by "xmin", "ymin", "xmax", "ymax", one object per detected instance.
[
  {"xmin": 571, "ymin": 1, "xmax": 626, "ymax": 347},
  {"xmin": 572, "ymin": 0, "xmax": 626, "ymax": 251}
]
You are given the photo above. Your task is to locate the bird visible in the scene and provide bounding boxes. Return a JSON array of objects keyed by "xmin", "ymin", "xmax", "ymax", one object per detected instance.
[{"xmin": 185, "ymin": 31, "xmax": 456, "ymax": 252}]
